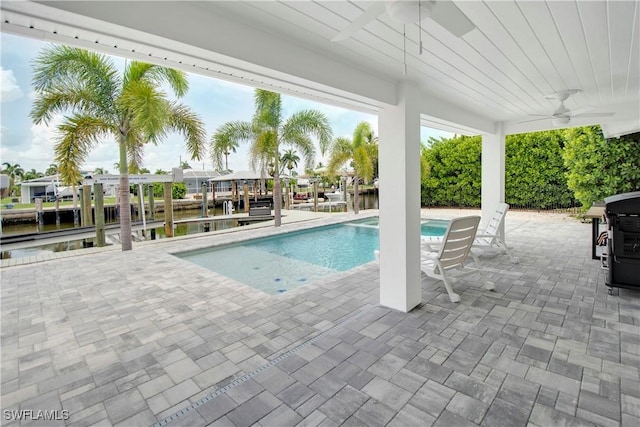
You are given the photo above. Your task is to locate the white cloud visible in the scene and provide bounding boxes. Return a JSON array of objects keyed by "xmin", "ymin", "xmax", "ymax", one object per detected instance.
[
  {"xmin": 0, "ymin": 121, "xmax": 57, "ymax": 171},
  {"xmin": 0, "ymin": 67, "xmax": 24, "ymax": 103}
]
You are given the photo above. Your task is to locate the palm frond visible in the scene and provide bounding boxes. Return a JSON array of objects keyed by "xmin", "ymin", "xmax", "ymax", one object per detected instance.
[
  {"xmin": 31, "ymin": 86, "xmax": 112, "ymax": 125},
  {"xmin": 126, "ymin": 132, "xmax": 145, "ymax": 174},
  {"xmin": 120, "ymin": 81, "xmax": 170, "ymax": 144},
  {"xmin": 352, "ymin": 121, "xmax": 374, "ymax": 148},
  {"xmin": 353, "ymin": 145, "xmax": 374, "ymax": 181},
  {"xmin": 249, "ymin": 130, "xmax": 277, "ymax": 172},
  {"xmin": 124, "ymin": 62, "xmax": 189, "ymax": 98},
  {"xmin": 253, "ymin": 89, "xmax": 282, "ymax": 129},
  {"xmin": 210, "ymin": 121, "xmax": 253, "ymax": 170},
  {"xmin": 281, "ymin": 110, "xmax": 333, "ymax": 155},
  {"xmin": 327, "ymin": 137, "xmax": 354, "ymax": 176},
  {"xmin": 168, "ymin": 103, "xmax": 207, "ymax": 160},
  {"xmin": 54, "ymin": 115, "xmax": 113, "ymax": 185},
  {"xmin": 31, "ymin": 45, "xmax": 119, "ymax": 120}
]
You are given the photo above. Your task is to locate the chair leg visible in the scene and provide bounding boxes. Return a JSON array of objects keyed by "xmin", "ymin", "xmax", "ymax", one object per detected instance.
[
  {"xmin": 441, "ymin": 272, "xmax": 461, "ymax": 303},
  {"xmin": 469, "ymin": 250, "xmax": 480, "ymax": 269},
  {"xmin": 497, "ymin": 240, "xmax": 518, "ymax": 263}
]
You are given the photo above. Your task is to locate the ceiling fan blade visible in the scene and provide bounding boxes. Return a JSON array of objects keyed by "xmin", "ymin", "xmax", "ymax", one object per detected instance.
[
  {"xmin": 430, "ymin": 1, "xmax": 475, "ymax": 37},
  {"xmin": 332, "ymin": 2, "xmax": 387, "ymax": 42},
  {"xmin": 517, "ymin": 116, "xmax": 552, "ymax": 124},
  {"xmin": 571, "ymin": 112, "xmax": 616, "ymax": 118}
]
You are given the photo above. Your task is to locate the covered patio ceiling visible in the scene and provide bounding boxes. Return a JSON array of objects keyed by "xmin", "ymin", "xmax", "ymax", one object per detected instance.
[{"xmin": 2, "ymin": 0, "xmax": 639, "ymax": 138}]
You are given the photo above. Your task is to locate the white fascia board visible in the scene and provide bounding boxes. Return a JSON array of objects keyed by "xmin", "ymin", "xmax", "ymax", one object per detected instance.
[
  {"xmin": 601, "ymin": 121, "xmax": 640, "ymax": 139},
  {"xmin": 419, "ymin": 90, "xmax": 496, "ymax": 135},
  {"xmin": 20, "ymin": 0, "xmax": 395, "ymax": 110}
]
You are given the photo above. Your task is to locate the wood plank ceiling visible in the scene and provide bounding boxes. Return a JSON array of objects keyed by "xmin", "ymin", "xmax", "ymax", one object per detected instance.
[
  {"xmin": 208, "ymin": 0, "xmax": 639, "ymax": 131},
  {"xmin": 2, "ymin": 1, "xmax": 638, "ymax": 135}
]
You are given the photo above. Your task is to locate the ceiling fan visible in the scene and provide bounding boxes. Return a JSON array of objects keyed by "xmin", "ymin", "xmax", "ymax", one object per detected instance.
[
  {"xmin": 519, "ymin": 89, "xmax": 615, "ymax": 127},
  {"xmin": 331, "ymin": 0, "xmax": 476, "ymax": 43}
]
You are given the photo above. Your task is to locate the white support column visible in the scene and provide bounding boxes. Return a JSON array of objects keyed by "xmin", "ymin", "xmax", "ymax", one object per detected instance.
[
  {"xmin": 481, "ymin": 124, "xmax": 506, "ymax": 237},
  {"xmin": 378, "ymin": 82, "xmax": 422, "ymax": 313}
]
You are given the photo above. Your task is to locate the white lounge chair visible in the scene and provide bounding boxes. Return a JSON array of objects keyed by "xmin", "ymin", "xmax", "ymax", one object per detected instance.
[
  {"xmin": 472, "ymin": 202, "xmax": 517, "ymax": 263},
  {"xmin": 421, "ymin": 215, "xmax": 494, "ymax": 303}
]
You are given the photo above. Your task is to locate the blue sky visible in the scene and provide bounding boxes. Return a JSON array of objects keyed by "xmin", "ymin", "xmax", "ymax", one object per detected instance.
[{"xmin": 1, "ymin": 33, "xmax": 451, "ymax": 175}]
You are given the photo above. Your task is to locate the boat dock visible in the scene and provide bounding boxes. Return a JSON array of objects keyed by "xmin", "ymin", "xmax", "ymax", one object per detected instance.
[
  {"xmin": 0, "ymin": 220, "xmax": 165, "ymax": 252},
  {"xmin": 1, "ymin": 212, "xmax": 276, "ymax": 253},
  {"xmin": 173, "ymin": 214, "xmax": 274, "ymax": 227}
]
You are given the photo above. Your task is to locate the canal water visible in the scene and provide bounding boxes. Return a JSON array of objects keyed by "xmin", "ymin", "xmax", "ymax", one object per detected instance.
[{"xmin": 1, "ymin": 192, "xmax": 379, "ymax": 259}]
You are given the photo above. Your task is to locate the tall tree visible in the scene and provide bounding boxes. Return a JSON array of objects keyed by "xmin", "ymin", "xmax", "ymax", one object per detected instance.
[
  {"xmin": 1, "ymin": 162, "xmax": 24, "ymax": 196},
  {"xmin": 280, "ymin": 149, "xmax": 300, "ymax": 176},
  {"xmin": 23, "ymin": 169, "xmax": 45, "ymax": 181},
  {"xmin": 327, "ymin": 121, "xmax": 378, "ymax": 214},
  {"xmin": 210, "ymin": 89, "xmax": 332, "ymax": 226},
  {"xmin": 45, "ymin": 163, "xmax": 58, "ymax": 176},
  {"xmin": 211, "ymin": 126, "xmax": 240, "ymax": 172},
  {"xmin": 31, "ymin": 45, "xmax": 206, "ymax": 250}
]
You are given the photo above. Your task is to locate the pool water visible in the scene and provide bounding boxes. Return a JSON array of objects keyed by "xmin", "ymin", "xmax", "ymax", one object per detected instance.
[
  {"xmin": 176, "ymin": 218, "xmax": 448, "ymax": 295},
  {"xmin": 353, "ymin": 217, "xmax": 449, "ymax": 237}
]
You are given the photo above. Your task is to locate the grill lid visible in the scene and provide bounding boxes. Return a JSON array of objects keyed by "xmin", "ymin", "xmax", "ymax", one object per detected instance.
[{"xmin": 605, "ymin": 191, "xmax": 640, "ymax": 214}]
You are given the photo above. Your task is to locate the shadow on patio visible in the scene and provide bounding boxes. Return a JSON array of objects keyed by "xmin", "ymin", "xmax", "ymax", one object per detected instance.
[{"xmin": 1, "ymin": 210, "xmax": 638, "ymax": 426}]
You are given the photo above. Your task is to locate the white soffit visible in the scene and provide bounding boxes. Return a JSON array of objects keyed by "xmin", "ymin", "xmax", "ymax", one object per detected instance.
[
  {"xmin": 1, "ymin": 0, "xmax": 396, "ymax": 113},
  {"xmin": 1, "ymin": 1, "xmax": 638, "ymax": 136}
]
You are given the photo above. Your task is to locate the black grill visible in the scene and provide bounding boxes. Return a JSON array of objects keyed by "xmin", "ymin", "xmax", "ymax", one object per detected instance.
[{"xmin": 604, "ymin": 191, "xmax": 640, "ymax": 289}]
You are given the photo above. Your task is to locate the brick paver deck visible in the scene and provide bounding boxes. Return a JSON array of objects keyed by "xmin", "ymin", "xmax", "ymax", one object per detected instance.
[{"xmin": 1, "ymin": 209, "xmax": 638, "ymax": 426}]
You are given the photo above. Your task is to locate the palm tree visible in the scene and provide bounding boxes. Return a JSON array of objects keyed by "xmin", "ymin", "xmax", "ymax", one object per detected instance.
[
  {"xmin": 281, "ymin": 149, "xmax": 300, "ymax": 176},
  {"xmin": 210, "ymin": 89, "xmax": 332, "ymax": 226},
  {"xmin": 2, "ymin": 162, "xmax": 24, "ymax": 196},
  {"xmin": 179, "ymin": 160, "xmax": 192, "ymax": 169},
  {"xmin": 45, "ymin": 163, "xmax": 58, "ymax": 176},
  {"xmin": 31, "ymin": 45, "xmax": 206, "ymax": 251},
  {"xmin": 211, "ymin": 127, "xmax": 239, "ymax": 172},
  {"xmin": 327, "ymin": 121, "xmax": 378, "ymax": 214},
  {"xmin": 93, "ymin": 167, "xmax": 108, "ymax": 175},
  {"xmin": 23, "ymin": 169, "xmax": 45, "ymax": 181}
]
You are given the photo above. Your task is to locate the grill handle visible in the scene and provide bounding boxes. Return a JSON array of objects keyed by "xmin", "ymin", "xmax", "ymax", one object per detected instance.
[{"xmin": 600, "ymin": 251, "xmax": 609, "ymax": 271}]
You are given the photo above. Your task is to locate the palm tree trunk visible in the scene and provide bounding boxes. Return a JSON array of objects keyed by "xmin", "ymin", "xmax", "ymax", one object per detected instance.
[
  {"xmin": 118, "ymin": 139, "xmax": 133, "ymax": 250},
  {"xmin": 224, "ymin": 152, "xmax": 229, "ymax": 171},
  {"xmin": 353, "ymin": 175, "xmax": 359, "ymax": 214},
  {"xmin": 273, "ymin": 150, "xmax": 281, "ymax": 227}
]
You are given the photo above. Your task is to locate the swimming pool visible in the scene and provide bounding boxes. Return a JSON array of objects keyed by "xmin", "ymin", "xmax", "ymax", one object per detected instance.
[
  {"xmin": 353, "ymin": 217, "xmax": 449, "ymax": 237},
  {"xmin": 176, "ymin": 218, "xmax": 448, "ymax": 295}
]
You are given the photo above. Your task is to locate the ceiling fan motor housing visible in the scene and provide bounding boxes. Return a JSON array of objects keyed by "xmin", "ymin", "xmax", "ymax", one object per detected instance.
[
  {"xmin": 554, "ymin": 102, "xmax": 570, "ymax": 115},
  {"xmin": 552, "ymin": 116, "xmax": 570, "ymax": 127},
  {"xmin": 386, "ymin": 0, "xmax": 436, "ymax": 24}
]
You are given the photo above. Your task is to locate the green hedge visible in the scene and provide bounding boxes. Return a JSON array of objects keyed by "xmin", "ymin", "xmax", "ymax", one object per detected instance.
[
  {"xmin": 505, "ymin": 130, "xmax": 575, "ymax": 209},
  {"xmin": 421, "ymin": 135, "xmax": 482, "ymax": 207},
  {"xmin": 563, "ymin": 127, "xmax": 640, "ymax": 208},
  {"xmin": 420, "ymin": 130, "xmax": 583, "ymax": 209}
]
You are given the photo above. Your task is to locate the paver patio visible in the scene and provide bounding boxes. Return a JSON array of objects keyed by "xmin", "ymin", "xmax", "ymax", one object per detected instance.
[{"xmin": 1, "ymin": 209, "xmax": 639, "ymax": 426}]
